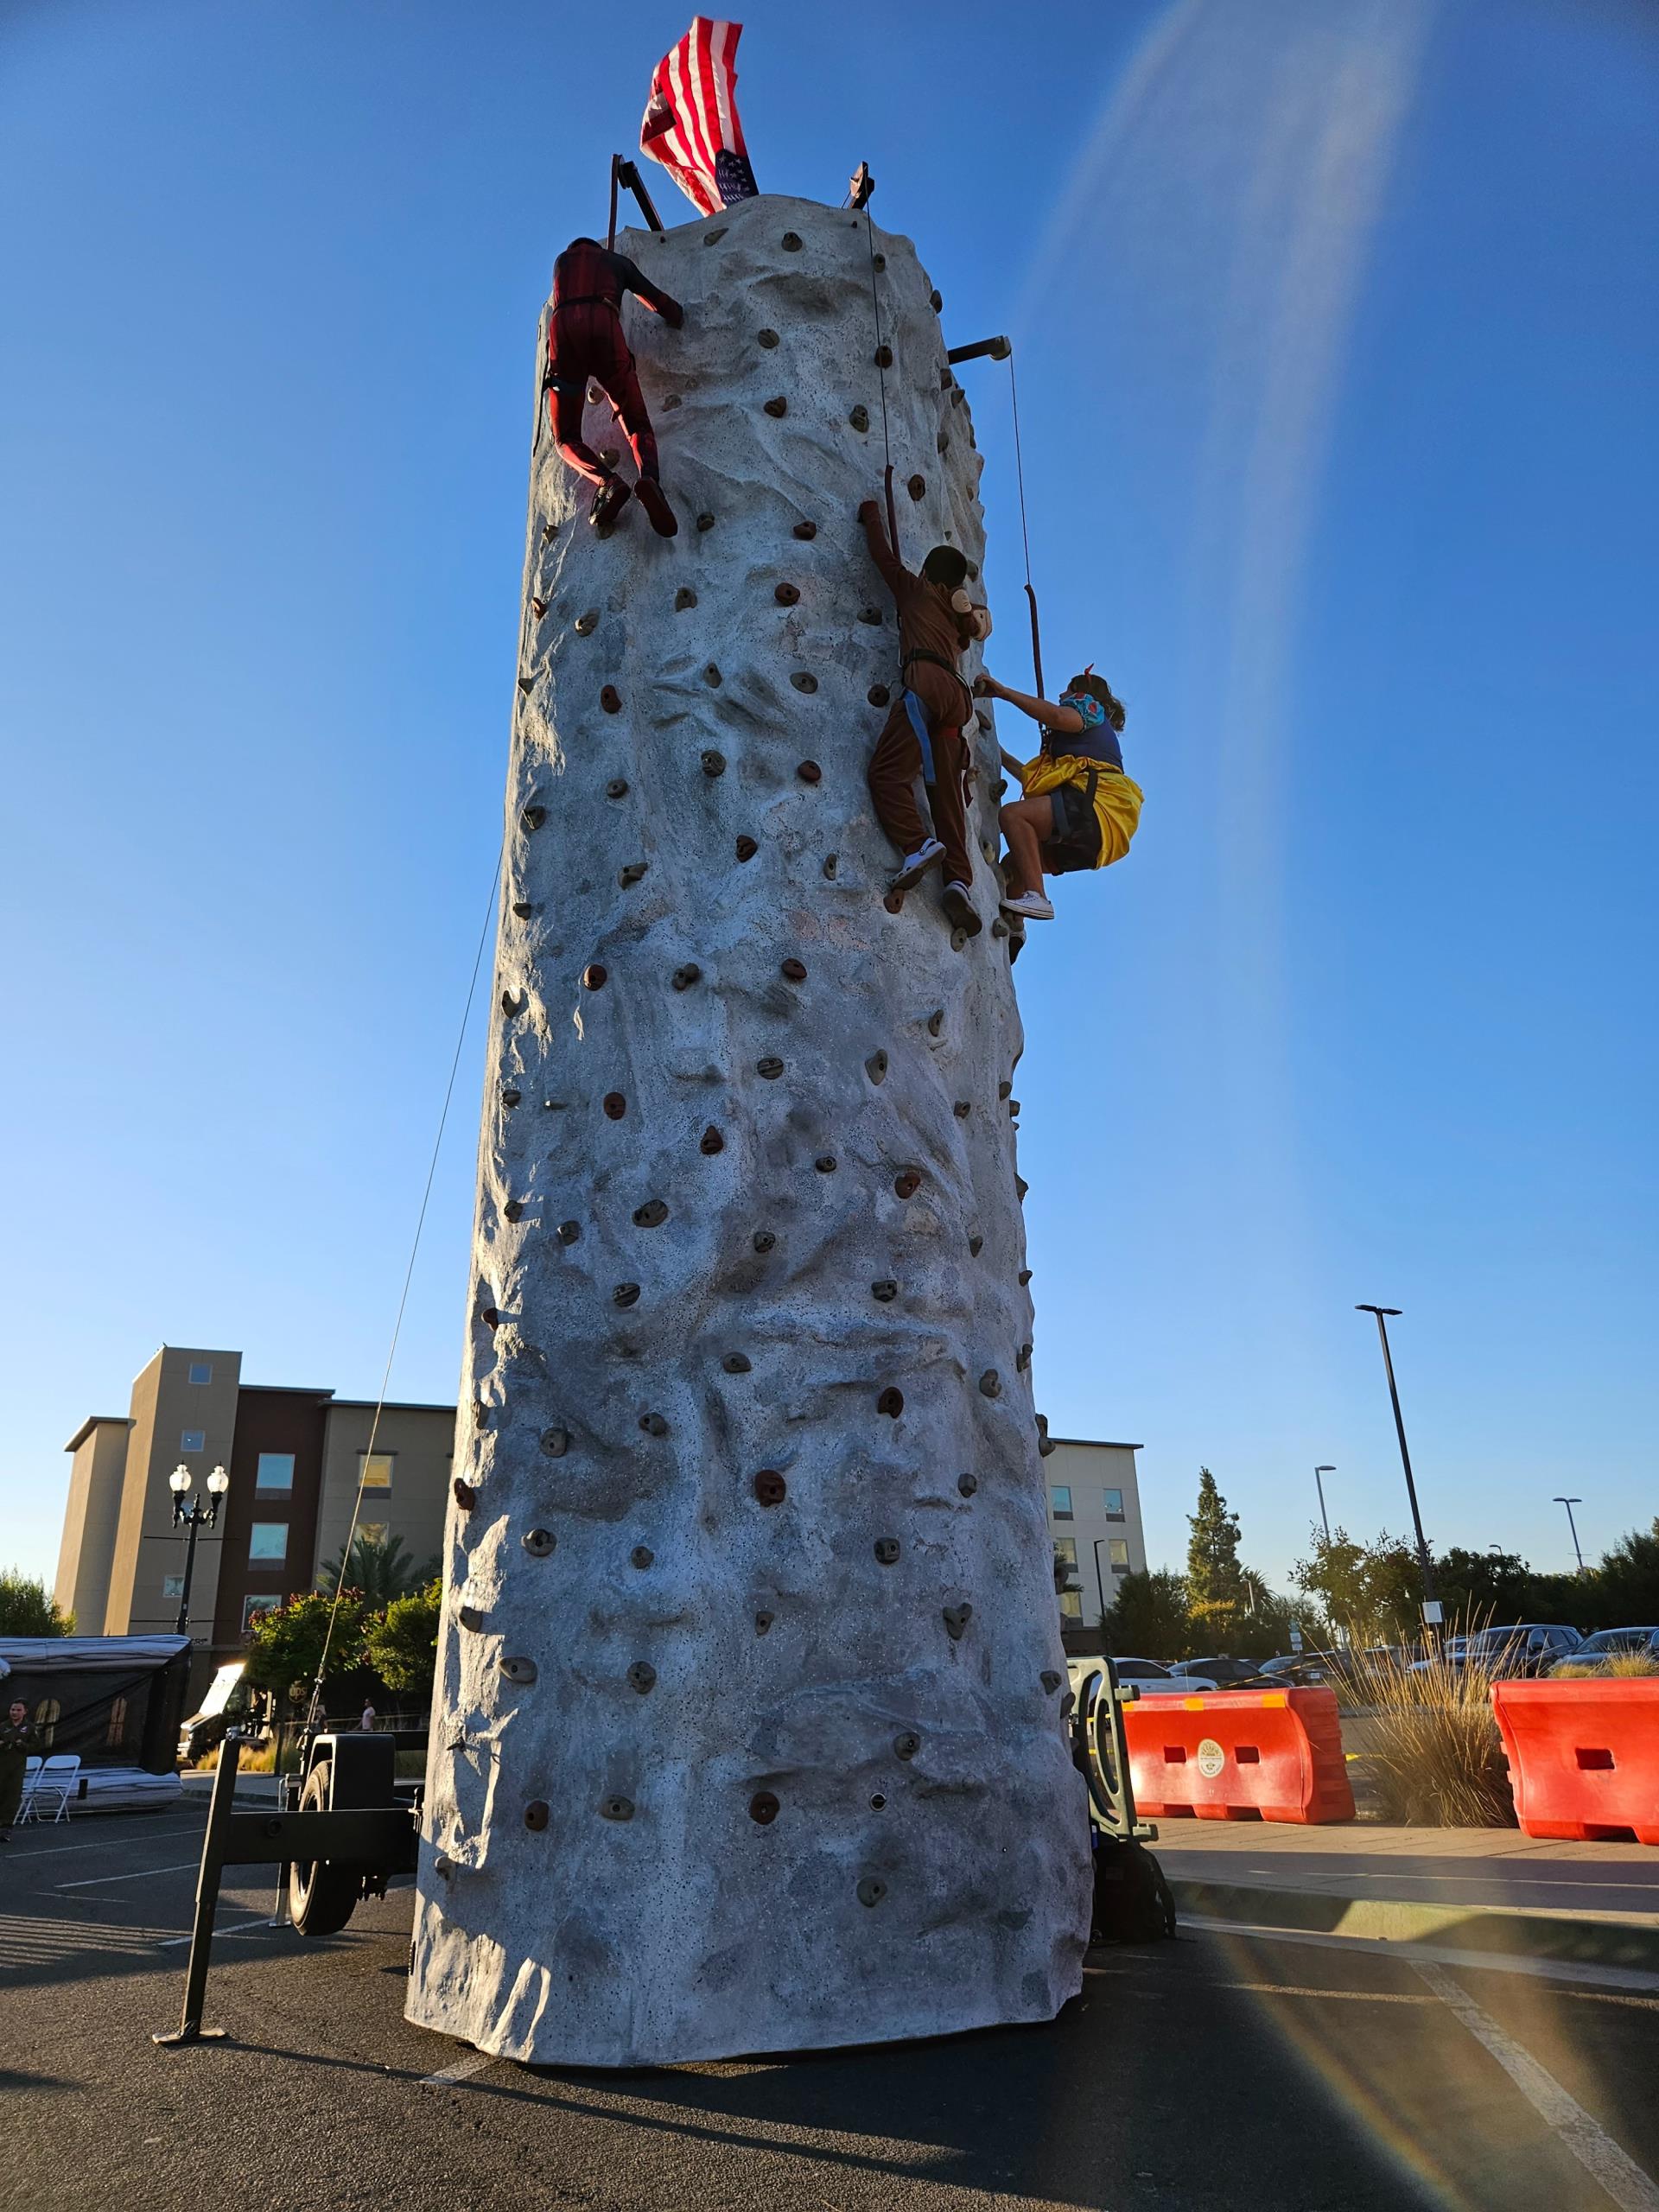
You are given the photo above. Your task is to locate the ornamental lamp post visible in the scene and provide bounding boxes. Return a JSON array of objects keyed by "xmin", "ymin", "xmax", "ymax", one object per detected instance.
[{"xmin": 168, "ymin": 1462, "xmax": 230, "ymax": 1637}]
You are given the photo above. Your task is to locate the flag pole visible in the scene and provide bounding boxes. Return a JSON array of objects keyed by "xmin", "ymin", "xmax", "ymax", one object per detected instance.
[{"xmin": 607, "ymin": 154, "xmax": 620, "ymax": 251}]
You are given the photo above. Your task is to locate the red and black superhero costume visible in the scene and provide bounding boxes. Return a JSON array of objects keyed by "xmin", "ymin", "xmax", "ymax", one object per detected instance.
[{"xmin": 546, "ymin": 238, "xmax": 683, "ymax": 532}]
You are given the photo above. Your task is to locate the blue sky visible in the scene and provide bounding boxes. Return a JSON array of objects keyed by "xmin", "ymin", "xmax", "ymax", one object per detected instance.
[{"xmin": 3, "ymin": 0, "xmax": 1655, "ymax": 1598}]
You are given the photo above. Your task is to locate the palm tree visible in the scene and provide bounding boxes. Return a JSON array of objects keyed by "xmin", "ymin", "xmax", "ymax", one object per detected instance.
[{"xmin": 319, "ymin": 1530, "xmax": 435, "ymax": 1609}]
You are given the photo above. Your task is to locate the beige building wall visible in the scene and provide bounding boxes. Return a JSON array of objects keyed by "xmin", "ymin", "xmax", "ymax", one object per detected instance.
[
  {"xmin": 104, "ymin": 1346, "xmax": 244, "ymax": 1637},
  {"xmin": 313, "ymin": 1399, "xmax": 457, "ymax": 1585},
  {"xmin": 54, "ymin": 1416, "xmax": 133, "ymax": 1632},
  {"xmin": 1043, "ymin": 1440, "xmax": 1146, "ymax": 1629}
]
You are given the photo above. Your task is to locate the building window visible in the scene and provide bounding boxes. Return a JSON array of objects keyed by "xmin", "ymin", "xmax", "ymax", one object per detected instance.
[
  {"xmin": 1109, "ymin": 1538, "xmax": 1131, "ymax": 1571},
  {"xmin": 1053, "ymin": 1537, "xmax": 1078, "ymax": 1573},
  {"xmin": 188, "ymin": 1362, "xmax": 213, "ymax": 1385},
  {"xmin": 1103, "ymin": 1488, "xmax": 1124, "ymax": 1518},
  {"xmin": 105, "ymin": 1695, "xmax": 129, "ymax": 1750},
  {"xmin": 1058, "ymin": 1590, "xmax": 1083, "ymax": 1619},
  {"xmin": 248, "ymin": 1522, "xmax": 288, "ymax": 1563},
  {"xmin": 358, "ymin": 1521, "xmax": 389, "ymax": 1546},
  {"xmin": 1050, "ymin": 1485, "xmax": 1073, "ymax": 1521},
  {"xmin": 242, "ymin": 1594, "xmax": 280, "ymax": 1633},
  {"xmin": 256, "ymin": 1452, "xmax": 296, "ymax": 1493},
  {"xmin": 180, "ymin": 1429, "xmax": 206, "ymax": 1453},
  {"xmin": 162, "ymin": 1574, "xmax": 185, "ymax": 1599},
  {"xmin": 359, "ymin": 1452, "xmax": 394, "ymax": 1491}
]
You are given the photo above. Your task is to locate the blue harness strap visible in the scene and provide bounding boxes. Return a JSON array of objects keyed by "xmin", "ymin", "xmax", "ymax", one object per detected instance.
[{"xmin": 903, "ymin": 689, "xmax": 937, "ymax": 785}]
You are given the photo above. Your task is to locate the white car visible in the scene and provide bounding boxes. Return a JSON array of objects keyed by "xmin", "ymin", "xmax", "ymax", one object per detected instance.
[{"xmin": 1070, "ymin": 1656, "xmax": 1219, "ymax": 1699}]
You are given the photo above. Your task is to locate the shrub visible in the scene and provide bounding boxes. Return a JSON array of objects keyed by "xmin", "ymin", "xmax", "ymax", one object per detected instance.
[
  {"xmin": 1554, "ymin": 1654, "xmax": 1659, "ymax": 1680},
  {"xmin": 1344, "ymin": 1640, "xmax": 1516, "ymax": 1827},
  {"xmin": 0, "ymin": 1569, "xmax": 73, "ymax": 1637}
]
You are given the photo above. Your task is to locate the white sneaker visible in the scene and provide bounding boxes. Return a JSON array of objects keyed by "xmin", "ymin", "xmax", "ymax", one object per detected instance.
[
  {"xmin": 1000, "ymin": 891, "xmax": 1055, "ymax": 920},
  {"xmin": 889, "ymin": 838, "xmax": 945, "ymax": 893}
]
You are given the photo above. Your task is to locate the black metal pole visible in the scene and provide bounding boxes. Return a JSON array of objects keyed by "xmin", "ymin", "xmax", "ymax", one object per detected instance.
[
  {"xmin": 1357, "ymin": 1306, "xmax": 1439, "ymax": 1615},
  {"xmin": 175, "ymin": 1505, "xmax": 201, "ymax": 1637},
  {"xmin": 1314, "ymin": 1465, "xmax": 1333, "ymax": 1546},
  {"xmin": 153, "ymin": 1731, "xmax": 241, "ymax": 2044},
  {"xmin": 1555, "ymin": 1497, "xmax": 1586, "ymax": 1574},
  {"xmin": 1092, "ymin": 1538, "xmax": 1108, "ymax": 1625}
]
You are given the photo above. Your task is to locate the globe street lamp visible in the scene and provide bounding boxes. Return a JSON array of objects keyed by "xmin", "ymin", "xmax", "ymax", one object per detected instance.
[
  {"xmin": 1314, "ymin": 1465, "xmax": 1336, "ymax": 1546},
  {"xmin": 168, "ymin": 1463, "xmax": 230, "ymax": 1637},
  {"xmin": 1554, "ymin": 1495, "xmax": 1586, "ymax": 1575},
  {"xmin": 1355, "ymin": 1306, "xmax": 1441, "ymax": 1630}
]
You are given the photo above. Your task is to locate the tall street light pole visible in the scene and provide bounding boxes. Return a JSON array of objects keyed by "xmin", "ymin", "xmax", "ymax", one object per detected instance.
[
  {"xmin": 1092, "ymin": 1538, "xmax": 1109, "ymax": 1627},
  {"xmin": 1355, "ymin": 1306, "xmax": 1440, "ymax": 1627},
  {"xmin": 1314, "ymin": 1465, "xmax": 1335, "ymax": 1545},
  {"xmin": 1554, "ymin": 1496, "xmax": 1586, "ymax": 1575},
  {"xmin": 168, "ymin": 1463, "xmax": 231, "ymax": 1637}
]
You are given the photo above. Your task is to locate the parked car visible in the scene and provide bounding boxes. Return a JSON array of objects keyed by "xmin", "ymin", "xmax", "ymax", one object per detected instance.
[
  {"xmin": 1181, "ymin": 1656, "xmax": 1262, "ymax": 1688},
  {"xmin": 1548, "ymin": 1627, "xmax": 1659, "ymax": 1675},
  {"xmin": 1109, "ymin": 1656, "xmax": 1220, "ymax": 1695},
  {"xmin": 1258, "ymin": 1650, "xmax": 1338, "ymax": 1687},
  {"xmin": 1415, "ymin": 1624, "xmax": 1582, "ymax": 1678}
]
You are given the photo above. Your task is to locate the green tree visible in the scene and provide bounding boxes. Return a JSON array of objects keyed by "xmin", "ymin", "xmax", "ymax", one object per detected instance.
[
  {"xmin": 243, "ymin": 1589, "xmax": 366, "ymax": 1700},
  {"xmin": 365, "ymin": 1579, "xmax": 442, "ymax": 1700},
  {"xmin": 1185, "ymin": 1468, "xmax": 1248, "ymax": 1643},
  {"xmin": 1592, "ymin": 1518, "xmax": 1659, "ymax": 1625},
  {"xmin": 1100, "ymin": 1568, "xmax": 1192, "ymax": 1662},
  {"xmin": 0, "ymin": 1568, "xmax": 73, "ymax": 1637},
  {"xmin": 320, "ymin": 1531, "xmax": 435, "ymax": 1609},
  {"xmin": 1292, "ymin": 1525, "xmax": 1421, "ymax": 1644}
]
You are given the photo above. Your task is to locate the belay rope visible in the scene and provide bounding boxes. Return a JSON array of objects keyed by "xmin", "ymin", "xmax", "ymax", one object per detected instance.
[{"xmin": 1005, "ymin": 346, "xmax": 1045, "ymax": 700}]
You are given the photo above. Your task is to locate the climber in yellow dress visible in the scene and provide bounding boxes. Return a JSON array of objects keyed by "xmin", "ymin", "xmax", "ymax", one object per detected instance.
[{"xmin": 976, "ymin": 667, "xmax": 1143, "ymax": 921}]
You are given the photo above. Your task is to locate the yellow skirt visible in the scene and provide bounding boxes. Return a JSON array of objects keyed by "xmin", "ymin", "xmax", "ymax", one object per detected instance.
[{"xmin": 1020, "ymin": 755, "xmax": 1143, "ymax": 869}]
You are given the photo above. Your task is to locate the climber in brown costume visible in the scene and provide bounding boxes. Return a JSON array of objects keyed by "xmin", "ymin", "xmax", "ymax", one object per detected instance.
[
  {"xmin": 545, "ymin": 237, "xmax": 684, "ymax": 537},
  {"xmin": 859, "ymin": 501, "xmax": 988, "ymax": 937}
]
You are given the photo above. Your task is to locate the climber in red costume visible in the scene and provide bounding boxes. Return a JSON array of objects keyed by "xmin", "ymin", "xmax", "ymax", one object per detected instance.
[{"xmin": 545, "ymin": 237, "xmax": 684, "ymax": 537}]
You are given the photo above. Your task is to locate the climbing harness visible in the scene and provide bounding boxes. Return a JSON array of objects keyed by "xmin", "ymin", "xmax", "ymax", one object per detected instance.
[{"xmin": 303, "ymin": 851, "xmax": 503, "ymax": 1726}]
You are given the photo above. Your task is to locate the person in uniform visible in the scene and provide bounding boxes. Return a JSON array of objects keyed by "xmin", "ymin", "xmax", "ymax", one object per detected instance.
[
  {"xmin": 978, "ymin": 667, "xmax": 1143, "ymax": 921},
  {"xmin": 0, "ymin": 1698, "xmax": 41, "ymax": 1840},
  {"xmin": 544, "ymin": 236, "xmax": 685, "ymax": 537}
]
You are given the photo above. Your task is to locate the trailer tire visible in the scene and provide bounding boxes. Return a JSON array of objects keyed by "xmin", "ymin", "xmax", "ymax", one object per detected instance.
[{"xmin": 288, "ymin": 1759, "xmax": 361, "ymax": 1936}]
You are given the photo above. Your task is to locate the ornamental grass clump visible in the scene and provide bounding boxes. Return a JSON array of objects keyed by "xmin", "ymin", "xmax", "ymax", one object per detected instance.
[
  {"xmin": 1344, "ymin": 1638, "xmax": 1516, "ymax": 1827},
  {"xmin": 1554, "ymin": 1653, "xmax": 1659, "ymax": 1680}
]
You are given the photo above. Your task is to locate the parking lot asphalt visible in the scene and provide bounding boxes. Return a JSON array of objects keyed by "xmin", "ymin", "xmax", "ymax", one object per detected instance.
[{"xmin": 5, "ymin": 1803, "xmax": 1659, "ymax": 2212}]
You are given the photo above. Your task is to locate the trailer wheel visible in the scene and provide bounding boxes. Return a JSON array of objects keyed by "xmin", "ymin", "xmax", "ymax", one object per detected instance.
[{"xmin": 288, "ymin": 1759, "xmax": 362, "ymax": 1936}]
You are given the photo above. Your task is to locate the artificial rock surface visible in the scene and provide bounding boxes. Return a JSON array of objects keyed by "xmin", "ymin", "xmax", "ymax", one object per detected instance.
[{"xmin": 405, "ymin": 192, "xmax": 1091, "ymax": 2067}]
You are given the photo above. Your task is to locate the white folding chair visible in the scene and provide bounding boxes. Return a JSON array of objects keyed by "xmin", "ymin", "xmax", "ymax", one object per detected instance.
[
  {"xmin": 16, "ymin": 1756, "xmax": 44, "ymax": 1823},
  {"xmin": 33, "ymin": 1753, "xmax": 80, "ymax": 1823}
]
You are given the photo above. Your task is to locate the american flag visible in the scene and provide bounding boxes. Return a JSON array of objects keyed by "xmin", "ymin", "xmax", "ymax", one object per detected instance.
[{"xmin": 639, "ymin": 17, "xmax": 758, "ymax": 218}]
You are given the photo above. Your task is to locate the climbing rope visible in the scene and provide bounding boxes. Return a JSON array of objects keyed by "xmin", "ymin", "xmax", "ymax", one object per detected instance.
[
  {"xmin": 862, "ymin": 210, "xmax": 899, "ymax": 556},
  {"xmin": 1005, "ymin": 347, "xmax": 1045, "ymax": 699},
  {"xmin": 303, "ymin": 848, "xmax": 503, "ymax": 1726}
]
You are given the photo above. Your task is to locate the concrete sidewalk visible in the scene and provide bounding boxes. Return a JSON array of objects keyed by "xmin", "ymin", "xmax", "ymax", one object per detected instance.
[{"xmin": 1151, "ymin": 1817, "xmax": 1659, "ymax": 1974}]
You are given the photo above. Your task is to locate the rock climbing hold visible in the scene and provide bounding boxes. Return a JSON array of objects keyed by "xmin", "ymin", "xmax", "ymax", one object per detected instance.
[
  {"xmin": 753, "ymin": 1469, "xmax": 786, "ymax": 1506},
  {"xmin": 781, "ymin": 230, "xmax": 802, "ymax": 251},
  {"xmin": 1018, "ymin": 1268, "xmax": 1033, "ymax": 1285},
  {"xmin": 865, "ymin": 1050, "xmax": 888, "ymax": 1084},
  {"xmin": 978, "ymin": 1370, "xmax": 1001, "ymax": 1399},
  {"xmin": 601, "ymin": 686, "xmax": 621, "ymax": 714},
  {"xmin": 722, "ymin": 1353, "xmax": 752, "ymax": 1374},
  {"xmin": 606, "ymin": 778, "xmax": 629, "ymax": 799},
  {"xmin": 953, "ymin": 1100, "xmax": 971, "ymax": 1119},
  {"xmin": 661, "ymin": 393, "xmax": 682, "ymax": 411},
  {"xmin": 703, "ymin": 661, "xmax": 722, "ymax": 686},
  {"xmin": 600, "ymin": 1796, "xmax": 634, "ymax": 1822},
  {"xmin": 791, "ymin": 671, "xmax": 817, "ymax": 694},
  {"xmin": 542, "ymin": 521, "xmax": 557, "ymax": 543},
  {"xmin": 499, "ymin": 1655, "xmax": 538, "ymax": 1685},
  {"xmin": 856, "ymin": 1876, "xmax": 887, "ymax": 1907},
  {"xmin": 672, "ymin": 963, "xmax": 702, "ymax": 990},
  {"xmin": 539, "ymin": 1427, "xmax": 570, "ymax": 1459},
  {"xmin": 700, "ymin": 749, "xmax": 726, "ymax": 777},
  {"xmin": 756, "ymin": 1056, "xmax": 784, "ymax": 1079},
  {"xmin": 942, "ymin": 1605, "xmax": 972, "ymax": 1642},
  {"xmin": 792, "ymin": 519, "xmax": 817, "ymax": 540},
  {"xmin": 780, "ymin": 957, "xmax": 807, "ymax": 982},
  {"xmin": 632, "ymin": 1198, "xmax": 669, "ymax": 1228},
  {"xmin": 639, "ymin": 1411, "xmax": 669, "ymax": 1438},
  {"xmin": 458, "ymin": 1605, "xmax": 485, "ymax": 1632},
  {"xmin": 763, "ymin": 396, "xmax": 788, "ymax": 418},
  {"xmin": 1041, "ymin": 1669, "xmax": 1063, "ymax": 1694},
  {"xmin": 758, "ymin": 328, "xmax": 780, "ymax": 349},
  {"xmin": 613, "ymin": 1282, "xmax": 640, "ymax": 1308},
  {"xmin": 521, "ymin": 802, "xmax": 547, "ymax": 830},
  {"xmin": 814, "ymin": 1154, "xmax": 836, "ymax": 1173},
  {"xmin": 1016, "ymin": 1342, "xmax": 1033, "ymax": 1372},
  {"xmin": 998, "ymin": 1080, "xmax": 1014, "ymax": 1099},
  {"xmin": 868, "ymin": 683, "xmax": 890, "ymax": 707},
  {"xmin": 696, "ymin": 512, "xmax": 716, "ymax": 532},
  {"xmin": 893, "ymin": 1170, "xmax": 922, "ymax": 1199},
  {"xmin": 882, "ymin": 892, "xmax": 905, "ymax": 915},
  {"xmin": 630, "ymin": 1546, "xmax": 653, "ymax": 1569},
  {"xmin": 1036, "ymin": 1414, "xmax": 1057, "ymax": 1459},
  {"xmin": 1008, "ymin": 1098, "xmax": 1020, "ymax": 1118},
  {"xmin": 774, "ymin": 582, "xmax": 800, "ymax": 606},
  {"xmin": 937, "ymin": 432, "xmax": 950, "ymax": 454},
  {"xmin": 503, "ymin": 1199, "xmax": 524, "ymax": 1223},
  {"xmin": 796, "ymin": 760, "xmax": 822, "ymax": 788},
  {"xmin": 501, "ymin": 1087, "xmax": 522, "ymax": 1107},
  {"xmin": 500, "ymin": 988, "xmax": 525, "ymax": 1017},
  {"xmin": 906, "ymin": 474, "xmax": 925, "ymax": 500},
  {"xmin": 511, "ymin": 900, "xmax": 534, "ymax": 919},
  {"xmin": 699, "ymin": 1125, "xmax": 725, "ymax": 1155},
  {"xmin": 877, "ymin": 1387, "xmax": 905, "ymax": 1418},
  {"xmin": 873, "ymin": 1537, "xmax": 900, "ymax": 1566},
  {"xmin": 989, "ymin": 918, "xmax": 1009, "ymax": 940},
  {"xmin": 926, "ymin": 1009, "xmax": 944, "ymax": 1037},
  {"xmin": 556, "ymin": 1219, "xmax": 582, "ymax": 1243},
  {"xmin": 968, "ymin": 1234, "xmax": 984, "ymax": 1255},
  {"xmin": 950, "ymin": 925, "xmax": 969, "ymax": 952},
  {"xmin": 870, "ymin": 1793, "xmax": 887, "ymax": 1810},
  {"xmin": 957, "ymin": 1472, "xmax": 978, "ymax": 1497},
  {"xmin": 480, "ymin": 1306, "xmax": 501, "ymax": 1330},
  {"xmin": 619, "ymin": 862, "xmax": 647, "ymax": 891},
  {"xmin": 602, "ymin": 1092, "xmax": 626, "ymax": 1119},
  {"xmin": 675, "ymin": 586, "xmax": 697, "ymax": 610},
  {"xmin": 873, "ymin": 343, "xmax": 893, "ymax": 368},
  {"xmin": 627, "ymin": 1661, "xmax": 657, "ymax": 1695},
  {"xmin": 752, "ymin": 1230, "xmax": 776, "ymax": 1253},
  {"xmin": 872, "ymin": 252, "xmax": 887, "ymax": 272},
  {"xmin": 575, "ymin": 609, "xmax": 599, "ymax": 635},
  {"xmin": 453, "ymin": 1477, "xmax": 478, "ymax": 1510},
  {"xmin": 531, "ymin": 596, "xmax": 548, "ymax": 621},
  {"xmin": 517, "ymin": 676, "xmax": 533, "ymax": 696},
  {"xmin": 929, "ymin": 288, "xmax": 943, "ymax": 312},
  {"xmin": 704, "ymin": 226, "xmax": 727, "ymax": 245},
  {"xmin": 857, "ymin": 606, "xmax": 883, "ymax": 626},
  {"xmin": 893, "ymin": 1731, "xmax": 920, "ymax": 1760},
  {"xmin": 822, "ymin": 854, "xmax": 838, "ymax": 880},
  {"xmin": 524, "ymin": 1800, "xmax": 550, "ymax": 1831},
  {"xmin": 849, "ymin": 404, "xmax": 869, "ymax": 432},
  {"xmin": 749, "ymin": 1791, "xmax": 780, "ymax": 1825},
  {"xmin": 522, "ymin": 1528, "xmax": 556, "ymax": 1557},
  {"xmin": 754, "ymin": 1611, "xmax": 774, "ymax": 1633},
  {"xmin": 735, "ymin": 835, "xmax": 758, "ymax": 861},
  {"xmin": 871, "ymin": 1280, "xmax": 897, "ymax": 1302},
  {"xmin": 1015, "ymin": 1175, "xmax": 1029, "ymax": 1199},
  {"xmin": 582, "ymin": 963, "xmax": 607, "ymax": 990}
]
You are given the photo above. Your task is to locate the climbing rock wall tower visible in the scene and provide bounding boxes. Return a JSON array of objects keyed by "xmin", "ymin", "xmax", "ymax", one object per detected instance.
[{"xmin": 406, "ymin": 193, "xmax": 1091, "ymax": 2067}]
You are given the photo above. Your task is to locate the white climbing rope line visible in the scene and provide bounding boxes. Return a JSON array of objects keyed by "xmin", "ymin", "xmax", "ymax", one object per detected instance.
[
  {"xmin": 863, "ymin": 211, "xmax": 896, "ymax": 527},
  {"xmin": 1007, "ymin": 348, "xmax": 1034, "ymax": 597},
  {"xmin": 304, "ymin": 849, "xmax": 504, "ymax": 1725}
]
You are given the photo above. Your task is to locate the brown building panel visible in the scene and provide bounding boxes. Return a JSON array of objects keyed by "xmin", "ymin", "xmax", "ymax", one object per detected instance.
[{"xmin": 213, "ymin": 1387, "xmax": 333, "ymax": 1645}]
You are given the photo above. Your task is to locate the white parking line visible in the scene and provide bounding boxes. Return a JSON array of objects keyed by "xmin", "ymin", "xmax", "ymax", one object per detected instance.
[
  {"xmin": 1180, "ymin": 1914, "xmax": 1659, "ymax": 1996},
  {"xmin": 418, "ymin": 2052, "xmax": 498, "ymax": 2087},
  {"xmin": 1415, "ymin": 1961, "xmax": 1659, "ymax": 2212},
  {"xmin": 57, "ymin": 1861, "xmax": 200, "ymax": 1890},
  {"xmin": 7, "ymin": 1826, "xmax": 203, "ymax": 1862},
  {"xmin": 156, "ymin": 1918, "xmax": 271, "ymax": 1948}
]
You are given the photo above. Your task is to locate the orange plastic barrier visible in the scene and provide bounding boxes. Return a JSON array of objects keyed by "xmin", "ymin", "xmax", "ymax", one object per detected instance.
[
  {"xmin": 1493, "ymin": 1680, "xmax": 1659, "ymax": 1846},
  {"xmin": 1124, "ymin": 1687, "xmax": 1355, "ymax": 1824}
]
